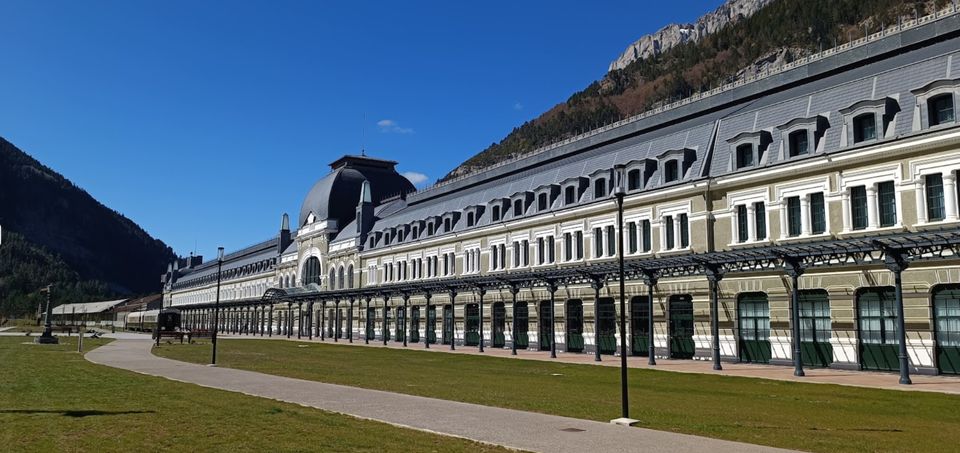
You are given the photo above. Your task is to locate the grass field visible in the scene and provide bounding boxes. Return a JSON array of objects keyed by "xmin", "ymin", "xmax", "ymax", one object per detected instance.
[
  {"xmin": 0, "ymin": 337, "xmax": 510, "ymax": 452},
  {"xmin": 155, "ymin": 339, "xmax": 960, "ymax": 453}
]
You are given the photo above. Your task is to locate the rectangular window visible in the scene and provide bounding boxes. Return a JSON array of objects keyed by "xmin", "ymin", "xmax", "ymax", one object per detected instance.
[
  {"xmin": 537, "ymin": 237, "xmax": 545, "ymax": 265},
  {"xmin": 491, "ymin": 246, "xmax": 498, "ymax": 270},
  {"xmin": 641, "ymin": 220, "xmax": 651, "ymax": 252},
  {"xmin": 538, "ymin": 193, "xmax": 548, "ymax": 211},
  {"xmin": 878, "ymin": 181, "xmax": 897, "ymax": 227},
  {"xmin": 754, "ymin": 202, "xmax": 766, "ymax": 241},
  {"xmin": 574, "ymin": 231, "xmax": 583, "ymax": 259},
  {"xmin": 851, "ymin": 186, "xmax": 868, "ymax": 230},
  {"xmin": 679, "ymin": 214, "xmax": 689, "ymax": 248},
  {"xmin": 736, "ymin": 205, "xmax": 748, "ymax": 243},
  {"xmin": 513, "ymin": 199, "xmax": 523, "ymax": 217},
  {"xmin": 665, "ymin": 216, "xmax": 675, "ymax": 250},
  {"xmin": 564, "ymin": 233, "xmax": 572, "ymax": 261},
  {"xmin": 513, "ymin": 241, "xmax": 521, "ymax": 267},
  {"xmin": 810, "ymin": 193, "xmax": 826, "ymax": 234},
  {"xmin": 926, "ymin": 173, "xmax": 946, "ymax": 221},
  {"xmin": 664, "ymin": 160, "xmax": 679, "ymax": 182},
  {"xmin": 492, "ymin": 206, "xmax": 500, "ymax": 222},
  {"xmin": 522, "ymin": 240, "xmax": 530, "ymax": 266},
  {"xmin": 593, "ymin": 227, "xmax": 603, "ymax": 258},
  {"xmin": 547, "ymin": 236, "xmax": 555, "ymax": 263},
  {"xmin": 735, "ymin": 144, "xmax": 755, "ymax": 169},
  {"xmin": 605, "ymin": 225, "xmax": 616, "ymax": 256},
  {"xmin": 787, "ymin": 196, "xmax": 802, "ymax": 237},
  {"xmin": 628, "ymin": 222, "xmax": 638, "ymax": 253}
]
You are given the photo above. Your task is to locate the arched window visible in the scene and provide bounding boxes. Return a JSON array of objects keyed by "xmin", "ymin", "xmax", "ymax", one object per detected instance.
[
  {"xmin": 302, "ymin": 257, "xmax": 321, "ymax": 286},
  {"xmin": 929, "ymin": 93, "xmax": 955, "ymax": 127},
  {"xmin": 347, "ymin": 264, "xmax": 354, "ymax": 288},
  {"xmin": 627, "ymin": 169, "xmax": 641, "ymax": 190},
  {"xmin": 328, "ymin": 269, "xmax": 336, "ymax": 289},
  {"xmin": 338, "ymin": 266, "xmax": 345, "ymax": 290},
  {"xmin": 853, "ymin": 113, "xmax": 877, "ymax": 143}
]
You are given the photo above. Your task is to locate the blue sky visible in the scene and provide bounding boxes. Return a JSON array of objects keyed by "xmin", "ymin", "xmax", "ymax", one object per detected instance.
[{"xmin": 0, "ymin": 0, "xmax": 720, "ymax": 259}]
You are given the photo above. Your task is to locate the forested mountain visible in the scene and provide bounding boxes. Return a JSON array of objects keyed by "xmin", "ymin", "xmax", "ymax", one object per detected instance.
[
  {"xmin": 0, "ymin": 137, "xmax": 175, "ymax": 317},
  {"xmin": 443, "ymin": 0, "xmax": 945, "ymax": 180}
]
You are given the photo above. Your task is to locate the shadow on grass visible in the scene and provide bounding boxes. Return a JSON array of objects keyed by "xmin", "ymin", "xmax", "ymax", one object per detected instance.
[{"xmin": 0, "ymin": 409, "xmax": 155, "ymax": 418}]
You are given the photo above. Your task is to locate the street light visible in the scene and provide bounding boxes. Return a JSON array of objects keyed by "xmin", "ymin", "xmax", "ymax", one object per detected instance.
[
  {"xmin": 612, "ymin": 165, "xmax": 633, "ymax": 424},
  {"xmin": 210, "ymin": 247, "xmax": 224, "ymax": 366}
]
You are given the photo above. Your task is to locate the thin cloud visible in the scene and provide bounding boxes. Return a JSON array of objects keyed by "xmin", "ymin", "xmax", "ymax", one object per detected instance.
[
  {"xmin": 402, "ymin": 171, "xmax": 429, "ymax": 187},
  {"xmin": 513, "ymin": 102, "xmax": 523, "ymax": 110},
  {"xmin": 377, "ymin": 119, "xmax": 414, "ymax": 134}
]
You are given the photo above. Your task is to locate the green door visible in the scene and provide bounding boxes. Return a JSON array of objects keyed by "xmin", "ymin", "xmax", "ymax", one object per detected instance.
[
  {"xmin": 566, "ymin": 300, "xmax": 584, "ymax": 353},
  {"xmin": 410, "ymin": 307, "xmax": 420, "ymax": 343},
  {"xmin": 669, "ymin": 295, "xmax": 695, "ymax": 359},
  {"xmin": 492, "ymin": 302, "xmax": 506, "ymax": 348},
  {"xmin": 597, "ymin": 298, "xmax": 617, "ymax": 354},
  {"xmin": 738, "ymin": 293, "xmax": 771, "ymax": 363},
  {"xmin": 395, "ymin": 308, "xmax": 405, "ymax": 342},
  {"xmin": 427, "ymin": 305, "xmax": 437, "ymax": 344},
  {"xmin": 631, "ymin": 296, "xmax": 649, "ymax": 356},
  {"xmin": 365, "ymin": 307, "xmax": 375, "ymax": 339},
  {"xmin": 442, "ymin": 305, "xmax": 452, "ymax": 345},
  {"xmin": 465, "ymin": 304, "xmax": 480, "ymax": 346},
  {"xmin": 858, "ymin": 287, "xmax": 899, "ymax": 371},
  {"xmin": 539, "ymin": 301, "xmax": 552, "ymax": 351},
  {"xmin": 935, "ymin": 285, "xmax": 960, "ymax": 375},
  {"xmin": 514, "ymin": 303, "xmax": 529, "ymax": 349},
  {"xmin": 799, "ymin": 290, "xmax": 833, "ymax": 368},
  {"xmin": 383, "ymin": 307, "xmax": 392, "ymax": 341}
]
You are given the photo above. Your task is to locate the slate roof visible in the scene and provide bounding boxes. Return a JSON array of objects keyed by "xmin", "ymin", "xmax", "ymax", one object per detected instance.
[
  {"xmin": 52, "ymin": 299, "xmax": 127, "ymax": 315},
  {"xmin": 348, "ymin": 19, "xmax": 960, "ymax": 251}
]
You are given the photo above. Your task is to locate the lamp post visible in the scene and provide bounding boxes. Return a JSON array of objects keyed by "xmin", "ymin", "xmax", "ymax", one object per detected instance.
[
  {"xmin": 613, "ymin": 165, "xmax": 634, "ymax": 424},
  {"xmin": 35, "ymin": 285, "xmax": 58, "ymax": 344},
  {"xmin": 210, "ymin": 247, "xmax": 224, "ymax": 366}
]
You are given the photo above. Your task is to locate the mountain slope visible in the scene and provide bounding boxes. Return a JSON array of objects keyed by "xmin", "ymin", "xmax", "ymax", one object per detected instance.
[
  {"xmin": 0, "ymin": 137, "xmax": 175, "ymax": 316},
  {"xmin": 443, "ymin": 0, "xmax": 933, "ymax": 181}
]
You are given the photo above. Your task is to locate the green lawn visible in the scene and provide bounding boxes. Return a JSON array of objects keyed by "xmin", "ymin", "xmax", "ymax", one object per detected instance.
[
  {"xmin": 155, "ymin": 339, "xmax": 960, "ymax": 453},
  {"xmin": 0, "ymin": 337, "xmax": 509, "ymax": 452}
]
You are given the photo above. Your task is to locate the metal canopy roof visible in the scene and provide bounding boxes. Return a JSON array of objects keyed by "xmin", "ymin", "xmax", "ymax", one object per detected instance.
[{"xmin": 178, "ymin": 228, "xmax": 960, "ymax": 309}]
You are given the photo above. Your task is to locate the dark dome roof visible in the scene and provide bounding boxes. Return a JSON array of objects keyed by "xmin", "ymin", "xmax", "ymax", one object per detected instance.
[{"xmin": 298, "ymin": 155, "xmax": 415, "ymax": 228}]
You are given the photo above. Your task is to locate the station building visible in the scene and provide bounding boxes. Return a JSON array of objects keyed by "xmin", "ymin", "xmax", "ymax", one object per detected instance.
[{"xmin": 163, "ymin": 11, "xmax": 960, "ymax": 381}]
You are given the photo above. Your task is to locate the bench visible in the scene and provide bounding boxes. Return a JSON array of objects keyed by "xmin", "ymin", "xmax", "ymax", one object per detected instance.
[
  {"xmin": 188, "ymin": 330, "xmax": 213, "ymax": 344},
  {"xmin": 154, "ymin": 330, "xmax": 186, "ymax": 345}
]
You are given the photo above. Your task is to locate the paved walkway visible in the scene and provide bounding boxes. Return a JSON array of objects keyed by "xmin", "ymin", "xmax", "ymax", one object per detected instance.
[
  {"xmin": 87, "ymin": 339, "xmax": 794, "ymax": 453},
  {"xmin": 218, "ymin": 332, "xmax": 960, "ymax": 395}
]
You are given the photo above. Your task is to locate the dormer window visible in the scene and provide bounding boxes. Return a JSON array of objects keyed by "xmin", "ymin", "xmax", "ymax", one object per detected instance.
[
  {"xmin": 564, "ymin": 186, "xmax": 576, "ymax": 204},
  {"xmin": 466, "ymin": 211, "xmax": 475, "ymax": 227},
  {"xmin": 492, "ymin": 205, "xmax": 501, "ymax": 221},
  {"xmin": 788, "ymin": 130, "xmax": 809, "ymax": 157},
  {"xmin": 427, "ymin": 222, "xmax": 435, "ymax": 236},
  {"xmin": 412, "ymin": 225, "xmax": 420, "ymax": 239},
  {"xmin": 537, "ymin": 193, "xmax": 548, "ymax": 211},
  {"xmin": 627, "ymin": 169, "xmax": 641, "ymax": 190},
  {"xmin": 853, "ymin": 113, "xmax": 876, "ymax": 143},
  {"xmin": 840, "ymin": 97, "xmax": 899, "ymax": 146},
  {"xmin": 593, "ymin": 178, "xmax": 607, "ymax": 198},
  {"xmin": 911, "ymin": 79, "xmax": 959, "ymax": 130},
  {"xmin": 929, "ymin": 93, "xmax": 955, "ymax": 126},
  {"xmin": 513, "ymin": 199, "xmax": 524, "ymax": 216},
  {"xmin": 443, "ymin": 218, "xmax": 452, "ymax": 232},
  {"xmin": 664, "ymin": 160, "xmax": 679, "ymax": 183},
  {"xmin": 735, "ymin": 144, "xmax": 755, "ymax": 169},
  {"xmin": 727, "ymin": 131, "xmax": 771, "ymax": 170}
]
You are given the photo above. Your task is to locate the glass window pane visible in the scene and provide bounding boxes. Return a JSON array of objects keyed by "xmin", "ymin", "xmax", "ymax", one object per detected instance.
[
  {"xmin": 926, "ymin": 173, "xmax": 945, "ymax": 221},
  {"xmin": 878, "ymin": 181, "xmax": 897, "ymax": 227}
]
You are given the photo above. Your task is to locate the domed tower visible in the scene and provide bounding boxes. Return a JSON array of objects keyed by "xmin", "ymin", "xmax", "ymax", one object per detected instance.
[{"xmin": 298, "ymin": 155, "xmax": 414, "ymax": 233}]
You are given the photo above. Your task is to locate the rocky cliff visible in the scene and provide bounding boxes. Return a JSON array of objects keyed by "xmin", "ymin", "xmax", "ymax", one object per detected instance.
[{"xmin": 608, "ymin": 0, "xmax": 777, "ymax": 72}]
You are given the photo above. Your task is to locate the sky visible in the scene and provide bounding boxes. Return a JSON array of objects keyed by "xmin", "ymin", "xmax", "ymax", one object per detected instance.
[{"xmin": 0, "ymin": 0, "xmax": 721, "ymax": 259}]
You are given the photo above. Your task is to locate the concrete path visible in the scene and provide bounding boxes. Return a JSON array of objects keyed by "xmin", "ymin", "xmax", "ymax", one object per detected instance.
[
  {"xmin": 86, "ymin": 339, "xmax": 795, "ymax": 453},
  {"xmin": 217, "ymin": 332, "xmax": 960, "ymax": 395}
]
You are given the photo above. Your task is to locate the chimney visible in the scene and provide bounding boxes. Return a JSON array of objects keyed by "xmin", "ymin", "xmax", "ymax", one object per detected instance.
[
  {"xmin": 356, "ymin": 180, "xmax": 374, "ymax": 240},
  {"xmin": 278, "ymin": 213, "xmax": 292, "ymax": 254}
]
